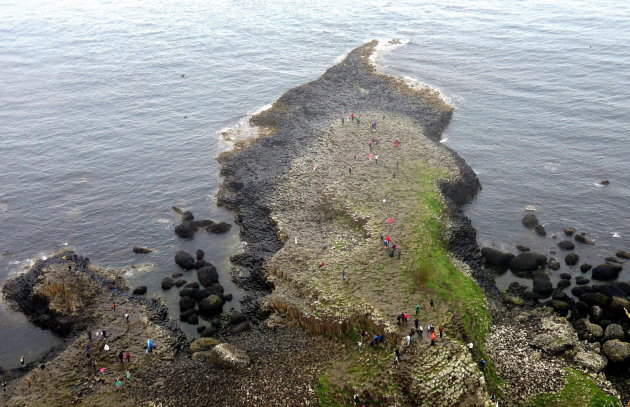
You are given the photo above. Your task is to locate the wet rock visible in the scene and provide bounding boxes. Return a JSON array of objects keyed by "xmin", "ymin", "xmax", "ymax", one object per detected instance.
[
  {"xmin": 503, "ymin": 295, "xmax": 526, "ymax": 306},
  {"xmin": 580, "ymin": 264, "xmax": 592, "ymax": 273},
  {"xmin": 171, "ymin": 206, "xmax": 184, "ymax": 215},
  {"xmin": 578, "ymin": 292, "xmax": 610, "ymax": 308},
  {"xmin": 187, "ymin": 314, "xmax": 199, "ymax": 325},
  {"xmin": 207, "ymin": 283, "xmax": 225, "ymax": 297},
  {"xmin": 181, "ymin": 211, "xmax": 194, "ymax": 222},
  {"xmin": 592, "ymin": 263, "xmax": 622, "ymax": 281},
  {"xmin": 207, "ymin": 343, "xmax": 250, "ymax": 368},
  {"xmin": 600, "ymin": 180, "xmax": 610, "ymax": 185},
  {"xmin": 617, "ymin": 250, "xmax": 630, "ymax": 260},
  {"xmin": 556, "ymin": 280, "xmax": 571, "ymax": 289},
  {"xmin": 174, "ymin": 221, "xmax": 199, "ymax": 238},
  {"xmin": 179, "ymin": 287, "xmax": 198, "ymax": 298},
  {"xmin": 193, "ymin": 260, "xmax": 207, "ymax": 270},
  {"xmin": 223, "ymin": 293, "xmax": 233, "ymax": 302},
  {"xmin": 179, "ymin": 296, "xmax": 195, "ymax": 312},
  {"xmin": 532, "ymin": 271, "xmax": 553, "ymax": 298},
  {"xmin": 192, "ymin": 289, "xmax": 210, "ymax": 302},
  {"xmin": 161, "ymin": 277, "xmax": 175, "ymax": 290},
  {"xmin": 206, "ymin": 222, "xmax": 232, "ymax": 234},
  {"xmin": 552, "ymin": 289, "xmax": 569, "ymax": 301},
  {"xmin": 614, "ymin": 281, "xmax": 630, "ymax": 296},
  {"xmin": 229, "ymin": 312, "xmax": 247, "ymax": 325},
  {"xmin": 481, "ymin": 247, "xmax": 514, "ymax": 267},
  {"xmin": 547, "ymin": 258, "xmax": 561, "ymax": 270},
  {"xmin": 575, "ymin": 234, "xmax": 596, "ymax": 245},
  {"xmin": 572, "ymin": 286, "xmax": 593, "ymax": 296},
  {"xmin": 509, "ymin": 252, "xmax": 547, "ymax": 272},
  {"xmin": 559, "ymin": 273, "xmax": 571, "ymax": 280},
  {"xmin": 198, "ymin": 295, "xmax": 223, "ymax": 316},
  {"xmin": 575, "ymin": 276, "xmax": 590, "ymax": 285},
  {"xmin": 185, "ymin": 282, "xmax": 200, "ymax": 289},
  {"xmin": 565, "ymin": 253, "xmax": 579, "ymax": 266},
  {"xmin": 564, "ymin": 228, "xmax": 576, "ymax": 236},
  {"xmin": 516, "ymin": 245, "xmax": 530, "ymax": 252},
  {"xmin": 522, "ymin": 213, "xmax": 539, "ymax": 228},
  {"xmin": 507, "ymin": 282, "xmax": 528, "ymax": 295},
  {"xmin": 609, "ymin": 296, "xmax": 630, "ymax": 316},
  {"xmin": 534, "ymin": 224, "xmax": 547, "ymax": 236},
  {"xmin": 211, "ymin": 318, "xmax": 221, "ymax": 328},
  {"xmin": 604, "ymin": 324, "xmax": 625, "ymax": 341},
  {"xmin": 201, "ymin": 325, "xmax": 218, "ymax": 337},
  {"xmin": 133, "ymin": 247, "xmax": 153, "ymax": 254},
  {"xmin": 557, "ymin": 241, "xmax": 575, "ymax": 251},
  {"xmin": 593, "ymin": 284, "xmax": 625, "ymax": 298},
  {"xmin": 174, "ymin": 279, "xmax": 186, "ymax": 287},
  {"xmin": 603, "ymin": 339, "xmax": 630, "ymax": 363},
  {"xmin": 174, "ymin": 251, "xmax": 195, "ymax": 270},
  {"xmin": 574, "ymin": 351, "xmax": 607, "ymax": 372},
  {"xmin": 196, "ymin": 325, "xmax": 205, "ymax": 334},
  {"xmin": 230, "ymin": 321, "xmax": 251, "ymax": 334},
  {"xmin": 189, "ymin": 337, "xmax": 219, "ymax": 353},
  {"xmin": 172, "ymin": 272, "xmax": 184, "ymax": 278},
  {"xmin": 521, "ymin": 291, "xmax": 540, "ymax": 303},
  {"xmin": 552, "ymin": 300, "xmax": 570, "ymax": 312},
  {"xmin": 132, "ymin": 286, "xmax": 147, "ymax": 295},
  {"xmin": 196, "ymin": 249, "xmax": 205, "ymax": 261},
  {"xmin": 531, "ymin": 333, "xmax": 574, "ymax": 355},
  {"xmin": 605, "ymin": 256, "xmax": 623, "ymax": 264},
  {"xmin": 179, "ymin": 309, "xmax": 195, "ymax": 321},
  {"xmin": 585, "ymin": 321, "xmax": 604, "ymax": 340},
  {"xmin": 198, "ymin": 265, "xmax": 219, "ymax": 287}
]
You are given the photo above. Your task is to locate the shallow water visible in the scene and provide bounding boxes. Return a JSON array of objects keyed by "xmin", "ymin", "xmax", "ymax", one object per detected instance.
[{"xmin": 1, "ymin": 0, "xmax": 629, "ymax": 368}]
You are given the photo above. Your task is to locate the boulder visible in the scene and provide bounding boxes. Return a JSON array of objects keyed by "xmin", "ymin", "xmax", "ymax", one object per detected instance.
[
  {"xmin": 575, "ymin": 277, "xmax": 590, "ymax": 285},
  {"xmin": 189, "ymin": 337, "xmax": 219, "ymax": 353},
  {"xmin": 572, "ymin": 286, "xmax": 593, "ymax": 297},
  {"xmin": 207, "ymin": 343, "xmax": 250, "ymax": 368},
  {"xmin": 565, "ymin": 253, "xmax": 579, "ymax": 266},
  {"xmin": 552, "ymin": 300, "xmax": 570, "ymax": 312},
  {"xmin": 531, "ymin": 333, "xmax": 574, "ymax": 355},
  {"xmin": 617, "ymin": 251, "xmax": 630, "ymax": 260},
  {"xmin": 193, "ymin": 260, "xmax": 207, "ymax": 270},
  {"xmin": 192, "ymin": 289, "xmax": 210, "ymax": 302},
  {"xmin": 196, "ymin": 249, "xmax": 205, "ymax": 261},
  {"xmin": 179, "ymin": 296, "xmax": 195, "ymax": 312},
  {"xmin": 592, "ymin": 264, "xmax": 622, "ymax": 281},
  {"xmin": 179, "ymin": 309, "xmax": 195, "ymax": 322},
  {"xmin": 556, "ymin": 280, "xmax": 571, "ymax": 289},
  {"xmin": 605, "ymin": 257, "xmax": 623, "ymax": 264},
  {"xmin": 174, "ymin": 279, "xmax": 187, "ymax": 287},
  {"xmin": 132, "ymin": 247, "xmax": 153, "ymax": 254},
  {"xmin": 580, "ymin": 264, "xmax": 592, "ymax": 273},
  {"xmin": 521, "ymin": 291, "xmax": 541, "ymax": 303},
  {"xmin": 161, "ymin": 277, "xmax": 175, "ymax": 290},
  {"xmin": 195, "ymin": 219, "xmax": 215, "ymax": 228},
  {"xmin": 132, "ymin": 286, "xmax": 147, "ymax": 295},
  {"xmin": 509, "ymin": 252, "xmax": 547, "ymax": 272},
  {"xmin": 547, "ymin": 258, "xmax": 561, "ymax": 270},
  {"xmin": 196, "ymin": 325, "xmax": 206, "ymax": 334},
  {"xmin": 207, "ymin": 283, "xmax": 225, "ymax": 297},
  {"xmin": 557, "ymin": 241, "xmax": 575, "ymax": 251},
  {"xmin": 552, "ymin": 289, "xmax": 569, "ymax": 301},
  {"xmin": 174, "ymin": 221, "xmax": 198, "ymax": 238},
  {"xmin": 198, "ymin": 295, "xmax": 223, "ymax": 316},
  {"xmin": 534, "ymin": 224, "xmax": 547, "ymax": 236},
  {"xmin": 575, "ymin": 234, "xmax": 596, "ymax": 245},
  {"xmin": 609, "ymin": 296, "xmax": 630, "ymax": 316},
  {"xmin": 593, "ymin": 284, "xmax": 626, "ymax": 298},
  {"xmin": 578, "ymin": 292, "xmax": 610, "ymax": 308},
  {"xmin": 179, "ymin": 287, "xmax": 198, "ymax": 298},
  {"xmin": 614, "ymin": 282, "xmax": 630, "ymax": 296},
  {"xmin": 230, "ymin": 321, "xmax": 251, "ymax": 334},
  {"xmin": 564, "ymin": 228, "xmax": 576, "ymax": 236},
  {"xmin": 532, "ymin": 272, "xmax": 553, "ymax": 298},
  {"xmin": 522, "ymin": 214, "xmax": 539, "ymax": 228},
  {"xmin": 223, "ymin": 293, "xmax": 233, "ymax": 302},
  {"xmin": 174, "ymin": 251, "xmax": 195, "ymax": 270},
  {"xmin": 184, "ymin": 282, "xmax": 200, "ymax": 289},
  {"xmin": 206, "ymin": 222, "xmax": 232, "ymax": 234},
  {"xmin": 229, "ymin": 312, "xmax": 247, "ymax": 325},
  {"xmin": 574, "ymin": 351, "xmax": 607, "ymax": 372},
  {"xmin": 172, "ymin": 272, "xmax": 184, "ymax": 278},
  {"xmin": 198, "ymin": 265, "xmax": 219, "ymax": 287},
  {"xmin": 516, "ymin": 245, "xmax": 530, "ymax": 252},
  {"xmin": 181, "ymin": 211, "xmax": 194, "ymax": 222},
  {"xmin": 605, "ymin": 324, "xmax": 625, "ymax": 341},
  {"xmin": 585, "ymin": 321, "xmax": 604, "ymax": 340},
  {"xmin": 201, "ymin": 325, "xmax": 218, "ymax": 338},
  {"xmin": 187, "ymin": 314, "xmax": 199, "ymax": 325},
  {"xmin": 481, "ymin": 247, "xmax": 514, "ymax": 267},
  {"xmin": 560, "ymin": 273, "xmax": 571, "ymax": 280},
  {"xmin": 603, "ymin": 339, "xmax": 630, "ymax": 363},
  {"xmin": 503, "ymin": 295, "xmax": 526, "ymax": 306}
]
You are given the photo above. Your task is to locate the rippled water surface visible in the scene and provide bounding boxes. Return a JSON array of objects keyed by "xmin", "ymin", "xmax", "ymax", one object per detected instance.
[{"xmin": 1, "ymin": 0, "xmax": 628, "ymax": 368}]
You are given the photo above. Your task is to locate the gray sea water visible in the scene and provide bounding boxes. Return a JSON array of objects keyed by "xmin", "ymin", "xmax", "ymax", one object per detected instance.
[{"xmin": 1, "ymin": 0, "xmax": 629, "ymax": 369}]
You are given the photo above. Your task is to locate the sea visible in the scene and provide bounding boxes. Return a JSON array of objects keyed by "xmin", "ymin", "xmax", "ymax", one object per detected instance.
[{"xmin": 0, "ymin": 0, "xmax": 628, "ymax": 369}]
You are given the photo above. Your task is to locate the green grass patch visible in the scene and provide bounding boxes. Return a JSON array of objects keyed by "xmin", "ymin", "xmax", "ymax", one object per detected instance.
[{"xmin": 527, "ymin": 370, "xmax": 620, "ymax": 407}]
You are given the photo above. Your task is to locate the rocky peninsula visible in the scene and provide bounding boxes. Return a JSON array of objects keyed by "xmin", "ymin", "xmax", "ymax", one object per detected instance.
[{"xmin": 1, "ymin": 40, "xmax": 624, "ymax": 406}]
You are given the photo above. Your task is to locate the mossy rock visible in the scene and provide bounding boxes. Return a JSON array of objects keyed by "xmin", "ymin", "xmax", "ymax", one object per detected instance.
[{"xmin": 189, "ymin": 337, "xmax": 220, "ymax": 353}]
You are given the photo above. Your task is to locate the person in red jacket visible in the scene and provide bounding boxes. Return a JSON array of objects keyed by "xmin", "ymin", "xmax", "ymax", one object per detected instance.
[{"xmin": 430, "ymin": 331, "xmax": 437, "ymax": 346}]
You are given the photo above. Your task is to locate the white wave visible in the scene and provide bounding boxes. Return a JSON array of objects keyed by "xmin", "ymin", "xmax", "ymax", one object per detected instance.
[
  {"xmin": 612, "ymin": 232, "xmax": 621, "ymax": 238},
  {"xmin": 440, "ymin": 138, "xmax": 448, "ymax": 143},
  {"xmin": 59, "ymin": 242, "xmax": 69, "ymax": 246},
  {"xmin": 522, "ymin": 205, "xmax": 536, "ymax": 211},
  {"xmin": 593, "ymin": 182, "xmax": 605, "ymax": 188},
  {"xmin": 543, "ymin": 162, "xmax": 559, "ymax": 172},
  {"xmin": 217, "ymin": 102, "xmax": 275, "ymax": 151},
  {"xmin": 155, "ymin": 218, "xmax": 171, "ymax": 224}
]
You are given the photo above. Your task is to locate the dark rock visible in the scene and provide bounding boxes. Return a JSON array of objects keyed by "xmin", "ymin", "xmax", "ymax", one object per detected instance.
[
  {"xmin": 179, "ymin": 287, "xmax": 198, "ymax": 298},
  {"xmin": 179, "ymin": 309, "xmax": 196, "ymax": 321},
  {"xmin": 193, "ymin": 260, "xmax": 207, "ymax": 270},
  {"xmin": 174, "ymin": 279, "xmax": 186, "ymax": 287},
  {"xmin": 211, "ymin": 318, "xmax": 221, "ymax": 328},
  {"xmin": 198, "ymin": 295, "xmax": 223, "ymax": 315},
  {"xmin": 516, "ymin": 245, "xmax": 530, "ymax": 252},
  {"xmin": 229, "ymin": 312, "xmax": 247, "ymax": 325},
  {"xmin": 575, "ymin": 234, "xmax": 596, "ymax": 245},
  {"xmin": 507, "ymin": 282, "xmax": 528, "ymax": 295},
  {"xmin": 565, "ymin": 253, "xmax": 579, "ymax": 266},
  {"xmin": 552, "ymin": 289, "xmax": 569, "ymax": 301},
  {"xmin": 201, "ymin": 325, "xmax": 218, "ymax": 337},
  {"xmin": 207, "ymin": 283, "xmax": 225, "ymax": 297},
  {"xmin": 172, "ymin": 206, "xmax": 184, "ymax": 215},
  {"xmin": 509, "ymin": 252, "xmax": 547, "ymax": 272},
  {"xmin": 552, "ymin": 300, "xmax": 570, "ymax": 312},
  {"xmin": 187, "ymin": 314, "xmax": 199, "ymax": 325},
  {"xmin": 522, "ymin": 213, "xmax": 539, "ymax": 228},
  {"xmin": 576, "ymin": 277, "xmax": 590, "ymax": 285},
  {"xmin": 198, "ymin": 265, "xmax": 219, "ymax": 287},
  {"xmin": 605, "ymin": 257, "xmax": 623, "ymax": 264},
  {"xmin": 547, "ymin": 258, "xmax": 561, "ymax": 270},
  {"xmin": 534, "ymin": 224, "xmax": 547, "ymax": 236},
  {"xmin": 175, "ymin": 221, "xmax": 199, "ymax": 238},
  {"xmin": 564, "ymin": 228, "xmax": 576, "ymax": 236},
  {"xmin": 206, "ymin": 222, "xmax": 232, "ymax": 234},
  {"xmin": 192, "ymin": 289, "xmax": 210, "ymax": 302},
  {"xmin": 132, "ymin": 286, "xmax": 147, "ymax": 295},
  {"xmin": 572, "ymin": 286, "xmax": 593, "ymax": 297},
  {"xmin": 557, "ymin": 241, "xmax": 575, "ymax": 251},
  {"xmin": 533, "ymin": 271, "xmax": 553, "ymax": 298},
  {"xmin": 580, "ymin": 264, "xmax": 592, "ymax": 273},
  {"xmin": 172, "ymin": 272, "xmax": 184, "ymax": 278},
  {"xmin": 560, "ymin": 273, "xmax": 571, "ymax": 280},
  {"xmin": 179, "ymin": 296, "xmax": 196, "ymax": 312},
  {"xmin": 181, "ymin": 211, "xmax": 194, "ymax": 222},
  {"xmin": 614, "ymin": 282, "xmax": 630, "ymax": 296},
  {"xmin": 161, "ymin": 277, "xmax": 175, "ymax": 290},
  {"xmin": 575, "ymin": 301, "xmax": 590, "ymax": 316},
  {"xmin": 557, "ymin": 279, "xmax": 571, "ymax": 289},
  {"xmin": 481, "ymin": 247, "xmax": 514, "ymax": 267},
  {"xmin": 184, "ymin": 282, "xmax": 200, "ymax": 289},
  {"xmin": 133, "ymin": 247, "xmax": 153, "ymax": 254},
  {"xmin": 592, "ymin": 264, "xmax": 622, "ymax": 281},
  {"xmin": 578, "ymin": 292, "xmax": 610, "ymax": 308},
  {"xmin": 521, "ymin": 291, "xmax": 540, "ymax": 303},
  {"xmin": 230, "ymin": 321, "xmax": 250, "ymax": 334},
  {"xmin": 599, "ymin": 180, "xmax": 610, "ymax": 186},
  {"xmin": 196, "ymin": 249, "xmax": 205, "ymax": 261},
  {"xmin": 603, "ymin": 339, "xmax": 630, "ymax": 363},
  {"xmin": 617, "ymin": 251, "xmax": 630, "ymax": 260},
  {"xmin": 593, "ymin": 284, "xmax": 626, "ymax": 298},
  {"xmin": 174, "ymin": 251, "xmax": 195, "ymax": 270},
  {"xmin": 196, "ymin": 325, "xmax": 206, "ymax": 334},
  {"xmin": 223, "ymin": 293, "xmax": 233, "ymax": 302}
]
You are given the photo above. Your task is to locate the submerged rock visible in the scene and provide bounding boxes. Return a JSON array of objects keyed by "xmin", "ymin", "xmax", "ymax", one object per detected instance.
[
  {"xmin": 481, "ymin": 247, "xmax": 514, "ymax": 267},
  {"xmin": 198, "ymin": 265, "xmax": 219, "ymax": 287},
  {"xmin": 534, "ymin": 224, "xmax": 547, "ymax": 236},
  {"xmin": 161, "ymin": 277, "xmax": 175, "ymax": 290},
  {"xmin": 565, "ymin": 253, "xmax": 579, "ymax": 266},
  {"xmin": 575, "ymin": 234, "xmax": 596, "ymax": 245},
  {"xmin": 509, "ymin": 252, "xmax": 547, "ymax": 272},
  {"xmin": 557, "ymin": 240, "xmax": 575, "ymax": 251},
  {"xmin": 175, "ymin": 221, "xmax": 199, "ymax": 238},
  {"xmin": 522, "ymin": 213, "xmax": 539, "ymax": 228},
  {"xmin": 564, "ymin": 228, "xmax": 576, "ymax": 236},
  {"xmin": 547, "ymin": 258, "xmax": 561, "ymax": 270},
  {"xmin": 133, "ymin": 247, "xmax": 153, "ymax": 254},
  {"xmin": 617, "ymin": 250, "xmax": 630, "ymax": 260},
  {"xmin": 516, "ymin": 245, "xmax": 530, "ymax": 252}
]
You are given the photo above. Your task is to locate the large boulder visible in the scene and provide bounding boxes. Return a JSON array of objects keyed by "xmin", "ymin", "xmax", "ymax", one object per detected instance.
[
  {"xmin": 175, "ymin": 221, "xmax": 198, "ymax": 238},
  {"xmin": 572, "ymin": 286, "xmax": 593, "ymax": 297},
  {"xmin": 481, "ymin": 248, "xmax": 514, "ymax": 267},
  {"xmin": 604, "ymin": 324, "xmax": 625, "ymax": 341},
  {"xmin": 609, "ymin": 296, "xmax": 630, "ymax": 316},
  {"xmin": 201, "ymin": 325, "xmax": 218, "ymax": 338},
  {"xmin": 207, "ymin": 343, "xmax": 250, "ymax": 368},
  {"xmin": 161, "ymin": 277, "xmax": 175, "ymax": 290},
  {"xmin": 603, "ymin": 339, "xmax": 630, "ymax": 363},
  {"xmin": 198, "ymin": 295, "xmax": 223, "ymax": 315},
  {"xmin": 557, "ymin": 241, "xmax": 575, "ymax": 251},
  {"xmin": 578, "ymin": 292, "xmax": 610, "ymax": 308},
  {"xmin": 189, "ymin": 337, "xmax": 219, "ymax": 353},
  {"xmin": 592, "ymin": 264, "xmax": 622, "ymax": 281},
  {"xmin": 229, "ymin": 312, "xmax": 247, "ymax": 325},
  {"xmin": 193, "ymin": 260, "xmax": 207, "ymax": 270},
  {"xmin": 531, "ymin": 333, "xmax": 574, "ymax": 355},
  {"xmin": 532, "ymin": 272, "xmax": 553, "ymax": 298},
  {"xmin": 181, "ymin": 211, "xmax": 194, "ymax": 222},
  {"xmin": 509, "ymin": 252, "xmax": 547, "ymax": 272},
  {"xmin": 575, "ymin": 276, "xmax": 590, "ymax": 285},
  {"xmin": 574, "ymin": 351, "xmax": 607, "ymax": 372},
  {"xmin": 522, "ymin": 214, "xmax": 539, "ymax": 228},
  {"xmin": 556, "ymin": 279, "xmax": 571, "ymax": 289},
  {"xmin": 565, "ymin": 253, "xmax": 579, "ymax": 266},
  {"xmin": 198, "ymin": 265, "xmax": 219, "ymax": 287},
  {"xmin": 174, "ymin": 251, "xmax": 195, "ymax": 270}
]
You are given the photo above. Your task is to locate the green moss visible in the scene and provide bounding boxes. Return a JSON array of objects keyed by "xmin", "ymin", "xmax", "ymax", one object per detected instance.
[{"xmin": 527, "ymin": 370, "xmax": 620, "ymax": 407}]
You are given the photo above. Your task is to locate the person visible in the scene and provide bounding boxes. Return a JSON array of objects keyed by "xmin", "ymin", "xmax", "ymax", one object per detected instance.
[
  {"xmin": 430, "ymin": 299, "xmax": 435, "ymax": 308},
  {"xmin": 115, "ymin": 378, "xmax": 123, "ymax": 389},
  {"xmin": 87, "ymin": 331, "xmax": 92, "ymax": 341},
  {"xmin": 397, "ymin": 249, "xmax": 402, "ymax": 260},
  {"xmin": 479, "ymin": 359, "xmax": 487, "ymax": 370},
  {"xmin": 439, "ymin": 326, "xmax": 444, "ymax": 338},
  {"xmin": 418, "ymin": 324, "xmax": 423, "ymax": 337},
  {"xmin": 124, "ymin": 352, "xmax": 132, "ymax": 363},
  {"xmin": 125, "ymin": 371, "xmax": 132, "ymax": 380},
  {"xmin": 467, "ymin": 342, "xmax": 474, "ymax": 350},
  {"xmin": 351, "ymin": 113, "xmax": 355, "ymax": 121},
  {"xmin": 26, "ymin": 377, "xmax": 31, "ymax": 388},
  {"xmin": 319, "ymin": 261, "xmax": 325, "ymax": 268},
  {"xmin": 118, "ymin": 351, "xmax": 124, "ymax": 363},
  {"xmin": 2, "ymin": 381, "xmax": 7, "ymax": 395},
  {"xmin": 341, "ymin": 117, "xmax": 345, "ymax": 125},
  {"xmin": 395, "ymin": 349, "xmax": 401, "ymax": 360},
  {"xmin": 68, "ymin": 265, "xmax": 72, "ymax": 272},
  {"xmin": 353, "ymin": 393, "xmax": 360, "ymax": 405},
  {"xmin": 349, "ymin": 167, "xmax": 352, "ymax": 174},
  {"xmin": 404, "ymin": 314, "xmax": 409, "ymax": 324},
  {"xmin": 100, "ymin": 367, "xmax": 106, "ymax": 375},
  {"xmin": 430, "ymin": 331, "xmax": 437, "ymax": 346},
  {"xmin": 357, "ymin": 341, "xmax": 362, "ymax": 351},
  {"xmin": 394, "ymin": 139, "xmax": 400, "ymax": 147},
  {"xmin": 405, "ymin": 335, "xmax": 411, "ymax": 346},
  {"xmin": 375, "ymin": 155, "xmax": 378, "ymax": 164},
  {"xmin": 124, "ymin": 313, "xmax": 129, "ymax": 323},
  {"xmin": 414, "ymin": 304, "xmax": 420, "ymax": 316},
  {"xmin": 147, "ymin": 339, "xmax": 154, "ymax": 353},
  {"xmin": 414, "ymin": 318, "xmax": 419, "ymax": 330},
  {"xmin": 104, "ymin": 344, "xmax": 110, "ymax": 351},
  {"xmin": 20, "ymin": 356, "xmax": 24, "ymax": 366},
  {"xmin": 102, "ymin": 329, "xmax": 107, "ymax": 338},
  {"xmin": 86, "ymin": 344, "xmax": 91, "ymax": 357},
  {"xmin": 111, "ymin": 303, "xmax": 116, "ymax": 311}
]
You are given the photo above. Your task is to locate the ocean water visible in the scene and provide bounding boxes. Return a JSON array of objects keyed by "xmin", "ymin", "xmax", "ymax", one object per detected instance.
[{"xmin": 1, "ymin": 0, "xmax": 628, "ymax": 368}]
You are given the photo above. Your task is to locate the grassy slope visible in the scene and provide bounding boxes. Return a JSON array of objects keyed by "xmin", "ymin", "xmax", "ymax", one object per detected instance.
[{"xmin": 527, "ymin": 370, "xmax": 620, "ymax": 407}]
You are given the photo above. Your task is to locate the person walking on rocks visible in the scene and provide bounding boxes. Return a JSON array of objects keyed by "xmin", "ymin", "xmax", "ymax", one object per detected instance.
[
  {"xmin": 395, "ymin": 349, "xmax": 401, "ymax": 360},
  {"xmin": 341, "ymin": 117, "xmax": 345, "ymax": 125},
  {"xmin": 405, "ymin": 335, "xmax": 411, "ymax": 346},
  {"xmin": 111, "ymin": 302, "xmax": 116, "ymax": 311},
  {"xmin": 86, "ymin": 344, "xmax": 91, "ymax": 358},
  {"xmin": 20, "ymin": 356, "xmax": 24, "ymax": 366},
  {"xmin": 2, "ymin": 381, "xmax": 7, "ymax": 395},
  {"xmin": 430, "ymin": 331, "xmax": 437, "ymax": 346},
  {"xmin": 118, "ymin": 351, "xmax": 124, "ymax": 363},
  {"xmin": 351, "ymin": 113, "xmax": 355, "ymax": 121},
  {"xmin": 430, "ymin": 298, "xmax": 435, "ymax": 308},
  {"xmin": 418, "ymin": 324, "xmax": 423, "ymax": 337},
  {"xmin": 414, "ymin": 318, "xmax": 419, "ymax": 330},
  {"xmin": 439, "ymin": 326, "xmax": 444, "ymax": 338},
  {"xmin": 415, "ymin": 304, "xmax": 420, "ymax": 316},
  {"xmin": 87, "ymin": 331, "xmax": 92, "ymax": 341},
  {"xmin": 124, "ymin": 352, "xmax": 131, "ymax": 363},
  {"xmin": 26, "ymin": 377, "xmax": 31, "ymax": 388}
]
